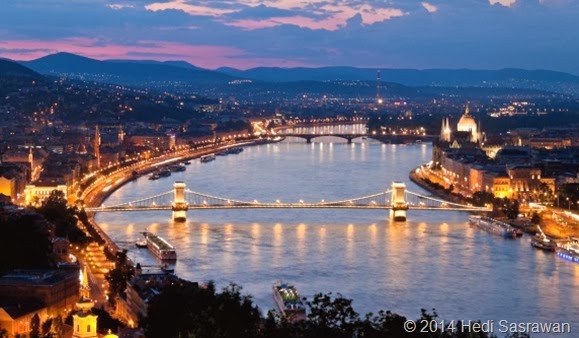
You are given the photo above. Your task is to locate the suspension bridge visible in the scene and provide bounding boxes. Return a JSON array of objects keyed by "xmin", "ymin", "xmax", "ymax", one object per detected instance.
[{"xmin": 84, "ymin": 181, "xmax": 489, "ymax": 221}]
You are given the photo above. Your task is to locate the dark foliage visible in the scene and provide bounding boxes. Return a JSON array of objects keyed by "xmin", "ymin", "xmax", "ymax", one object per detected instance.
[
  {"xmin": 0, "ymin": 210, "xmax": 52, "ymax": 273},
  {"xmin": 144, "ymin": 281, "xmax": 511, "ymax": 338},
  {"xmin": 35, "ymin": 190, "xmax": 87, "ymax": 243},
  {"xmin": 142, "ymin": 280, "xmax": 261, "ymax": 338}
]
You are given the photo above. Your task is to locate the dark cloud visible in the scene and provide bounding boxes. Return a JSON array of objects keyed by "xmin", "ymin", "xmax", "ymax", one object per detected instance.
[{"xmin": 0, "ymin": 0, "xmax": 577, "ymax": 73}]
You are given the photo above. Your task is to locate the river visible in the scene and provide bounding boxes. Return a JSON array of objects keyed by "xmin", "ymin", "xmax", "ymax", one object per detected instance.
[{"xmin": 96, "ymin": 124, "xmax": 579, "ymax": 335}]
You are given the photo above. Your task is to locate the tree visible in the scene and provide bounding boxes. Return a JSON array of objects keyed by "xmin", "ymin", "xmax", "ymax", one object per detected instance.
[
  {"xmin": 507, "ymin": 199, "xmax": 520, "ymax": 219},
  {"xmin": 105, "ymin": 250, "xmax": 134, "ymax": 306},
  {"xmin": 52, "ymin": 315, "xmax": 64, "ymax": 338},
  {"xmin": 30, "ymin": 313, "xmax": 40, "ymax": 338},
  {"xmin": 531, "ymin": 212, "xmax": 541, "ymax": 224},
  {"xmin": 472, "ymin": 191, "xmax": 495, "ymax": 207},
  {"xmin": 0, "ymin": 212, "xmax": 52, "ymax": 273},
  {"xmin": 36, "ymin": 190, "xmax": 87, "ymax": 243},
  {"xmin": 41, "ymin": 318, "xmax": 53, "ymax": 337},
  {"xmin": 307, "ymin": 292, "xmax": 360, "ymax": 338},
  {"xmin": 143, "ymin": 281, "xmax": 261, "ymax": 338}
]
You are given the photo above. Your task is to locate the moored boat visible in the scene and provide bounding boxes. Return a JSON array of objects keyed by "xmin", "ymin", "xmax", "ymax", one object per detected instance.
[
  {"xmin": 228, "ymin": 147, "xmax": 243, "ymax": 154},
  {"xmin": 556, "ymin": 240, "xmax": 579, "ymax": 263},
  {"xmin": 148, "ymin": 172, "xmax": 161, "ymax": 180},
  {"xmin": 200, "ymin": 154, "xmax": 216, "ymax": 163},
  {"xmin": 168, "ymin": 163, "xmax": 186, "ymax": 172},
  {"xmin": 135, "ymin": 239, "xmax": 147, "ymax": 248},
  {"xmin": 142, "ymin": 232, "xmax": 177, "ymax": 261},
  {"xmin": 469, "ymin": 216, "xmax": 517, "ymax": 238},
  {"xmin": 158, "ymin": 167, "xmax": 171, "ymax": 177},
  {"xmin": 531, "ymin": 226, "xmax": 556, "ymax": 251},
  {"xmin": 272, "ymin": 281, "xmax": 307, "ymax": 321}
]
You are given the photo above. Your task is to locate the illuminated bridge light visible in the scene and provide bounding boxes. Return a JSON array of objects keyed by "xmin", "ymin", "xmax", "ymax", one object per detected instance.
[
  {"xmin": 276, "ymin": 200, "xmax": 281, "ymax": 204},
  {"xmin": 299, "ymin": 199, "xmax": 304, "ymax": 204}
]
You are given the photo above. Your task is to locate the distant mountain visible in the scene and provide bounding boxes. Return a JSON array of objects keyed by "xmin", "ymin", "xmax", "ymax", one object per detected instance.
[
  {"xmin": 106, "ymin": 59, "xmax": 203, "ymax": 70},
  {"xmin": 0, "ymin": 59, "xmax": 41, "ymax": 78},
  {"xmin": 14, "ymin": 53, "xmax": 579, "ymax": 96},
  {"xmin": 20, "ymin": 52, "xmax": 236, "ymax": 86},
  {"xmin": 217, "ymin": 66, "xmax": 579, "ymax": 95}
]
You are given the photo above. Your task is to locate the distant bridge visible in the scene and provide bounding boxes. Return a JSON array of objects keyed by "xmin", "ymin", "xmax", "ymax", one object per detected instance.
[
  {"xmin": 281, "ymin": 132, "xmax": 435, "ymax": 144},
  {"xmin": 85, "ymin": 181, "xmax": 489, "ymax": 221}
]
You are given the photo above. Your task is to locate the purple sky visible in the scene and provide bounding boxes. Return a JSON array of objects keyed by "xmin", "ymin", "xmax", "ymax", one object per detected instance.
[{"xmin": 1, "ymin": 0, "xmax": 578, "ymax": 73}]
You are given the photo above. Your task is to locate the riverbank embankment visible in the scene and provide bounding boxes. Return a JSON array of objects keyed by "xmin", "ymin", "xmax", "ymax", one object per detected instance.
[{"xmin": 80, "ymin": 137, "xmax": 283, "ymax": 257}]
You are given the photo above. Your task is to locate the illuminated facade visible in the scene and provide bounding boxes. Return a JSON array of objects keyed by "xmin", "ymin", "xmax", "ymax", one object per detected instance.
[
  {"xmin": 456, "ymin": 104, "xmax": 480, "ymax": 143},
  {"xmin": 24, "ymin": 178, "xmax": 67, "ymax": 205},
  {"xmin": 72, "ymin": 266, "xmax": 98, "ymax": 338}
]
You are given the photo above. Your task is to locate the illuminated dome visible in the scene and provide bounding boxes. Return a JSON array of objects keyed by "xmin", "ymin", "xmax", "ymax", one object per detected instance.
[
  {"xmin": 103, "ymin": 330, "xmax": 119, "ymax": 338},
  {"xmin": 457, "ymin": 104, "xmax": 479, "ymax": 142}
]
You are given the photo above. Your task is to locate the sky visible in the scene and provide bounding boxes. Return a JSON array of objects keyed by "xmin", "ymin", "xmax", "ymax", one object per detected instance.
[{"xmin": 1, "ymin": 0, "xmax": 578, "ymax": 73}]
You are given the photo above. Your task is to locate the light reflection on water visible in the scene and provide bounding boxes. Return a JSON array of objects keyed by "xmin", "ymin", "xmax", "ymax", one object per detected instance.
[{"xmin": 96, "ymin": 132, "xmax": 579, "ymax": 334}]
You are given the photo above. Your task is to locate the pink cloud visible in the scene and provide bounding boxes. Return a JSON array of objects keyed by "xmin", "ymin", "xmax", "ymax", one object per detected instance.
[
  {"xmin": 226, "ymin": 5, "xmax": 407, "ymax": 31},
  {"xmin": 489, "ymin": 0, "xmax": 517, "ymax": 7},
  {"xmin": 0, "ymin": 38, "xmax": 312, "ymax": 69},
  {"xmin": 145, "ymin": 0, "xmax": 235, "ymax": 17},
  {"xmin": 421, "ymin": 2, "xmax": 438, "ymax": 13}
]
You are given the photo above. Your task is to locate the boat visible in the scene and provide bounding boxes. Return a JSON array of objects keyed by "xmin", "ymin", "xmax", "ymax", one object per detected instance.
[
  {"xmin": 182, "ymin": 160, "xmax": 191, "ymax": 165},
  {"xmin": 272, "ymin": 281, "xmax": 307, "ymax": 321},
  {"xmin": 531, "ymin": 226, "xmax": 556, "ymax": 251},
  {"xmin": 468, "ymin": 216, "xmax": 517, "ymax": 238},
  {"xmin": 135, "ymin": 239, "xmax": 147, "ymax": 248},
  {"xmin": 158, "ymin": 168, "xmax": 171, "ymax": 177},
  {"xmin": 228, "ymin": 147, "xmax": 243, "ymax": 154},
  {"xmin": 161, "ymin": 263, "xmax": 175, "ymax": 273},
  {"xmin": 141, "ymin": 232, "xmax": 177, "ymax": 261},
  {"xmin": 556, "ymin": 239, "xmax": 579, "ymax": 263},
  {"xmin": 200, "ymin": 154, "xmax": 216, "ymax": 163},
  {"xmin": 148, "ymin": 172, "xmax": 161, "ymax": 180},
  {"xmin": 168, "ymin": 163, "xmax": 186, "ymax": 172}
]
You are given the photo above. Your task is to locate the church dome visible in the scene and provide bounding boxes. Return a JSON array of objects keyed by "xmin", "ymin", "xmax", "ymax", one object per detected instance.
[
  {"xmin": 104, "ymin": 330, "xmax": 119, "ymax": 338},
  {"xmin": 456, "ymin": 104, "xmax": 479, "ymax": 142}
]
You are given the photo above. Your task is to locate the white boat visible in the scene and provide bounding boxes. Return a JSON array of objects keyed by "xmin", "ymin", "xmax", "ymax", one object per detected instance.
[
  {"xmin": 142, "ymin": 232, "xmax": 177, "ymax": 261},
  {"xmin": 530, "ymin": 226, "xmax": 556, "ymax": 251},
  {"xmin": 168, "ymin": 163, "xmax": 186, "ymax": 172},
  {"xmin": 200, "ymin": 154, "xmax": 216, "ymax": 163},
  {"xmin": 469, "ymin": 216, "xmax": 517, "ymax": 238},
  {"xmin": 272, "ymin": 281, "xmax": 307, "ymax": 321},
  {"xmin": 556, "ymin": 239, "xmax": 579, "ymax": 263},
  {"xmin": 135, "ymin": 239, "xmax": 147, "ymax": 248}
]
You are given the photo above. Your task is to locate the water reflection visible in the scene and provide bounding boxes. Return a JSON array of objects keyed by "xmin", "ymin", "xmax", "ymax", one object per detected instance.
[{"xmin": 96, "ymin": 136, "xmax": 579, "ymax": 331}]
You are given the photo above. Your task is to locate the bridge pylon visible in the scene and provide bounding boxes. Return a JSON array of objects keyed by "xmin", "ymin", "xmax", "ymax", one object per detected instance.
[
  {"xmin": 172, "ymin": 181, "xmax": 188, "ymax": 221},
  {"xmin": 390, "ymin": 181, "xmax": 408, "ymax": 221}
]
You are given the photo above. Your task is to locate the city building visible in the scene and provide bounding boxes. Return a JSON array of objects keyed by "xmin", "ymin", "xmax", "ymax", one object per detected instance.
[
  {"xmin": 0, "ymin": 268, "xmax": 80, "ymax": 336},
  {"xmin": 72, "ymin": 266, "xmax": 98, "ymax": 338},
  {"xmin": 115, "ymin": 266, "xmax": 180, "ymax": 327},
  {"xmin": 24, "ymin": 177, "xmax": 68, "ymax": 205}
]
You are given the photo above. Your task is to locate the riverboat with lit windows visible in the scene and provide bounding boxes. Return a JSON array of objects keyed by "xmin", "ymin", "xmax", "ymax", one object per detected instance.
[{"xmin": 273, "ymin": 281, "xmax": 307, "ymax": 321}]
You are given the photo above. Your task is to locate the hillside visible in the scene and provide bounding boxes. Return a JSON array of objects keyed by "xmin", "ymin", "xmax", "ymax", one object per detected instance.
[{"xmin": 20, "ymin": 52, "xmax": 236, "ymax": 86}]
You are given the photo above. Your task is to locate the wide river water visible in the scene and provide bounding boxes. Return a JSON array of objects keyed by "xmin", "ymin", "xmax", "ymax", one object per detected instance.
[{"xmin": 96, "ymin": 125, "xmax": 578, "ymax": 335}]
